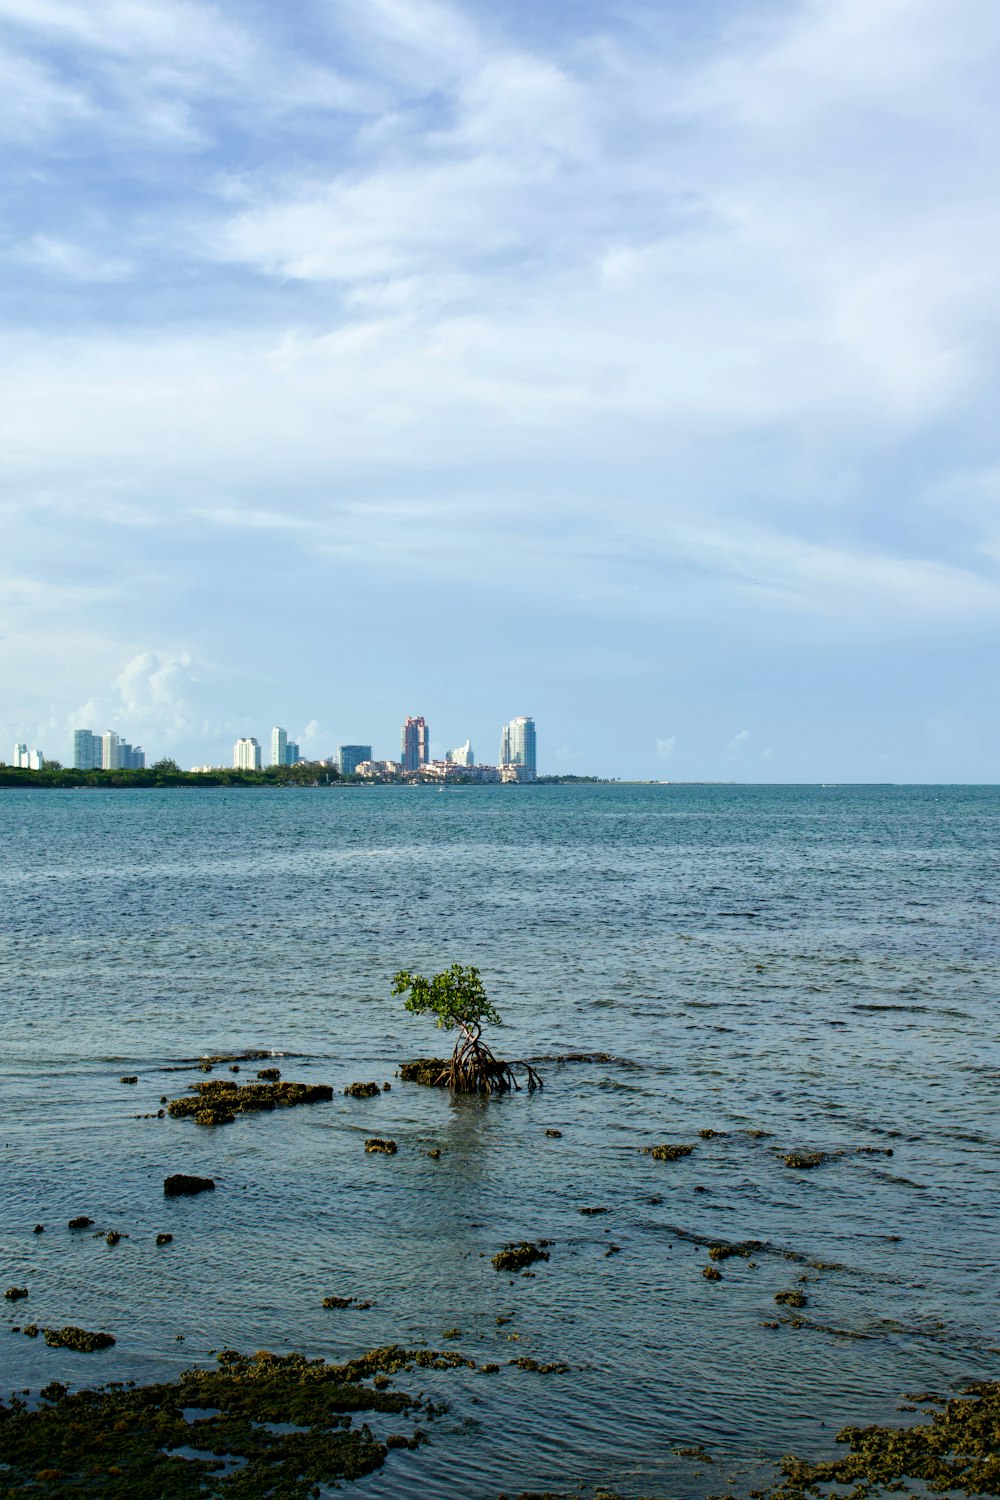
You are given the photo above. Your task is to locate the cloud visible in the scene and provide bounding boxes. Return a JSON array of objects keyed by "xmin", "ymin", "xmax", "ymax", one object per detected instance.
[
  {"xmin": 655, "ymin": 736, "xmax": 676, "ymax": 760},
  {"xmin": 725, "ymin": 730, "xmax": 751, "ymax": 754}
]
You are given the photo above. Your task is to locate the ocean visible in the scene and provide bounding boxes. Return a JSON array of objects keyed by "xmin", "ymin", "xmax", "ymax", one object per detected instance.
[{"xmin": 1, "ymin": 782, "xmax": 998, "ymax": 1496}]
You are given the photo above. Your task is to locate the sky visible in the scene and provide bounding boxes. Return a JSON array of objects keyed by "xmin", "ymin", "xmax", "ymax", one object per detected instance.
[{"xmin": 2, "ymin": 0, "xmax": 999, "ymax": 780}]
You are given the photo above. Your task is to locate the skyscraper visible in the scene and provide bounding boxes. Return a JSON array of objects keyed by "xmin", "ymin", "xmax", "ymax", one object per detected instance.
[
  {"xmin": 234, "ymin": 737, "xmax": 262, "ymax": 770},
  {"xmin": 401, "ymin": 716, "xmax": 429, "ymax": 772},
  {"xmin": 270, "ymin": 727, "xmax": 287, "ymax": 768},
  {"xmin": 499, "ymin": 716, "xmax": 536, "ymax": 778},
  {"xmin": 101, "ymin": 731, "xmax": 121, "ymax": 770},
  {"xmin": 73, "ymin": 729, "xmax": 101, "ymax": 770},
  {"xmin": 338, "ymin": 745, "xmax": 372, "ymax": 776}
]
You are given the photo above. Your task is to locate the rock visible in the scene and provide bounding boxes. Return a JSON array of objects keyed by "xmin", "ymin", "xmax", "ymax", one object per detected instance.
[
  {"xmin": 4, "ymin": 1287, "xmax": 28, "ymax": 1300},
  {"xmin": 643, "ymin": 1143, "xmax": 695, "ymax": 1161},
  {"xmin": 383, "ymin": 1081, "xmax": 391, "ymax": 1091},
  {"xmin": 699, "ymin": 1128, "xmax": 727, "ymax": 1138},
  {"xmin": 545, "ymin": 1129, "xmax": 563, "ymax": 1138},
  {"xmin": 492, "ymin": 1242, "xmax": 550, "ymax": 1272},
  {"xmin": 579, "ymin": 1206, "xmax": 608, "ymax": 1215},
  {"xmin": 43, "ymin": 1326, "xmax": 115, "ymax": 1352},
  {"xmin": 702, "ymin": 1266, "xmax": 722, "ymax": 1281},
  {"xmin": 344, "ymin": 1082, "xmax": 381, "ymax": 1098},
  {"xmin": 105, "ymin": 1231, "xmax": 122, "ymax": 1245},
  {"xmin": 155, "ymin": 1233, "xmax": 173, "ymax": 1245},
  {"xmin": 21, "ymin": 1323, "xmax": 39, "ymax": 1337},
  {"xmin": 256, "ymin": 1067, "xmax": 281, "ymax": 1081},
  {"xmin": 784, "ymin": 1151, "xmax": 826, "ymax": 1169},
  {"xmin": 364, "ymin": 1138, "xmax": 397, "ymax": 1154},
  {"xmin": 163, "ymin": 1173, "xmax": 215, "ymax": 1197},
  {"xmin": 775, "ymin": 1289, "xmax": 808, "ymax": 1307},
  {"xmin": 119, "ymin": 1075, "xmax": 138, "ymax": 1085},
  {"xmin": 229, "ymin": 1064, "xmax": 240, "ymax": 1073},
  {"xmin": 398, "ymin": 1057, "xmax": 450, "ymax": 1086},
  {"xmin": 427, "ymin": 1148, "xmax": 441, "ymax": 1159},
  {"xmin": 68, "ymin": 1216, "xmax": 94, "ymax": 1229},
  {"xmin": 33, "ymin": 1225, "xmax": 44, "ymax": 1234}
]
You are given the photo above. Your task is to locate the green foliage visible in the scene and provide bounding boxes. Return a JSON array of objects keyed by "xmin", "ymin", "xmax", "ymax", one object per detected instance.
[
  {"xmin": 392, "ymin": 965, "xmax": 502, "ymax": 1033},
  {"xmin": 150, "ymin": 757, "xmax": 181, "ymax": 773}
]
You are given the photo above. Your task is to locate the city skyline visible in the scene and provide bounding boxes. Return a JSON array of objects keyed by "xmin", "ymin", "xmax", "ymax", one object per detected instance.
[{"xmin": 2, "ymin": 0, "xmax": 999, "ymax": 783}]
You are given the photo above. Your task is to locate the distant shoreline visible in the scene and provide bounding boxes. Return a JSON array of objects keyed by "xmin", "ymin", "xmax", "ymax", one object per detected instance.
[{"xmin": 0, "ymin": 768, "xmax": 608, "ymax": 790}]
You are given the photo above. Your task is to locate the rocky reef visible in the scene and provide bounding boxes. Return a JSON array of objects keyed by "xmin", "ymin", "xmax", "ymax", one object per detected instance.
[
  {"xmin": 0, "ymin": 1345, "xmax": 474, "ymax": 1497},
  {"xmin": 166, "ymin": 1078, "xmax": 334, "ymax": 1127},
  {"xmin": 344, "ymin": 1081, "xmax": 381, "ymax": 1098},
  {"xmin": 364, "ymin": 1138, "xmax": 397, "ymax": 1154}
]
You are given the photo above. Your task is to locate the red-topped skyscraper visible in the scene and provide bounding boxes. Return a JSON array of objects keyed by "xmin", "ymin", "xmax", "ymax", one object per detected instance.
[{"xmin": 401, "ymin": 716, "xmax": 429, "ymax": 772}]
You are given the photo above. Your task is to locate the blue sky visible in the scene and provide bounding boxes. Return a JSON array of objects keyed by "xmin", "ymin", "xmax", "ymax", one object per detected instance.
[{"xmin": 2, "ymin": 0, "xmax": 998, "ymax": 779}]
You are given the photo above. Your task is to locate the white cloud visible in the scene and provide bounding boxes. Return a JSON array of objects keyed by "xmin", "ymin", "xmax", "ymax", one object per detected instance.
[
  {"xmin": 726, "ymin": 730, "xmax": 751, "ymax": 754},
  {"xmin": 655, "ymin": 736, "xmax": 676, "ymax": 760}
]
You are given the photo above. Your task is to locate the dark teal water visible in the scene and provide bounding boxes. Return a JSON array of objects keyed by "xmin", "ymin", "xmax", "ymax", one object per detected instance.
[{"xmin": 1, "ymin": 784, "xmax": 998, "ymax": 1497}]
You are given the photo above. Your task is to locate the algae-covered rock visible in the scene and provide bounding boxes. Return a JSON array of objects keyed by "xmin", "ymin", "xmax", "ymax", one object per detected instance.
[
  {"xmin": 784, "ymin": 1150, "xmax": 826, "ymax": 1169},
  {"xmin": 702, "ymin": 1265, "xmax": 722, "ymax": 1281},
  {"xmin": 545, "ymin": 1128, "xmax": 563, "ymax": 1138},
  {"xmin": 33, "ymin": 1224, "xmax": 44, "ymax": 1234},
  {"xmin": 643, "ymin": 1143, "xmax": 695, "ymax": 1161},
  {"xmin": 168, "ymin": 1077, "xmax": 334, "ymax": 1127},
  {"xmin": 708, "ymin": 1239, "xmax": 764, "ymax": 1261},
  {"xmin": 257, "ymin": 1066, "xmax": 281, "ymax": 1080},
  {"xmin": 699, "ymin": 1128, "xmax": 727, "ymax": 1138},
  {"xmin": 322, "ymin": 1296, "xmax": 373, "ymax": 1309},
  {"xmin": 344, "ymin": 1081, "xmax": 381, "ymax": 1098},
  {"xmin": 0, "ymin": 1344, "xmax": 463, "ymax": 1498},
  {"xmin": 579, "ymin": 1206, "xmax": 609, "ymax": 1215},
  {"xmin": 510, "ymin": 1357, "xmax": 569, "ymax": 1373},
  {"xmin": 43, "ymin": 1326, "xmax": 115, "ymax": 1352},
  {"xmin": 775, "ymin": 1289, "xmax": 808, "ymax": 1307},
  {"xmin": 163, "ymin": 1173, "xmax": 215, "ymax": 1197},
  {"xmin": 105, "ymin": 1231, "xmax": 122, "ymax": 1246},
  {"xmin": 4, "ymin": 1287, "xmax": 28, "ymax": 1301},
  {"xmin": 119, "ymin": 1075, "xmax": 137, "ymax": 1085},
  {"xmin": 155, "ymin": 1233, "xmax": 173, "ymax": 1245},
  {"xmin": 68, "ymin": 1216, "xmax": 94, "ymax": 1229},
  {"xmin": 492, "ymin": 1242, "xmax": 550, "ymax": 1272},
  {"xmin": 399, "ymin": 1057, "xmax": 451, "ymax": 1086},
  {"xmin": 365, "ymin": 1137, "xmax": 397, "ymax": 1154}
]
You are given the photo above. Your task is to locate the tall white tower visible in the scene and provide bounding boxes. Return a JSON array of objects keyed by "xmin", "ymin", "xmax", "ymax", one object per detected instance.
[{"xmin": 270, "ymin": 727, "xmax": 288, "ymax": 768}]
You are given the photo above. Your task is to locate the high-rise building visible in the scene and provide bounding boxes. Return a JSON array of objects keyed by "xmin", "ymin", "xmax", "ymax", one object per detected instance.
[
  {"xmin": 11, "ymin": 742, "xmax": 44, "ymax": 770},
  {"xmin": 286, "ymin": 740, "xmax": 300, "ymax": 765},
  {"xmin": 337, "ymin": 745, "xmax": 373, "ymax": 776},
  {"xmin": 234, "ymin": 737, "xmax": 262, "ymax": 771},
  {"xmin": 499, "ymin": 716, "xmax": 536, "ymax": 778},
  {"xmin": 270, "ymin": 727, "xmax": 287, "ymax": 768},
  {"xmin": 446, "ymin": 739, "xmax": 474, "ymax": 767},
  {"xmin": 73, "ymin": 729, "xmax": 102, "ymax": 770},
  {"xmin": 101, "ymin": 731, "xmax": 121, "ymax": 770},
  {"xmin": 401, "ymin": 716, "xmax": 429, "ymax": 772}
]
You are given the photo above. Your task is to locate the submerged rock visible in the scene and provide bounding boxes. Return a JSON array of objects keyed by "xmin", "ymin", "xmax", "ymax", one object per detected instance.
[
  {"xmin": 708, "ymin": 1239, "xmax": 764, "ymax": 1261},
  {"xmin": 68, "ymin": 1216, "xmax": 94, "ymax": 1229},
  {"xmin": 775, "ymin": 1289, "xmax": 808, "ymax": 1307},
  {"xmin": 702, "ymin": 1266, "xmax": 722, "ymax": 1281},
  {"xmin": 32, "ymin": 1225, "xmax": 44, "ymax": 1235},
  {"xmin": 544, "ymin": 1129, "xmax": 563, "ymax": 1138},
  {"xmin": 155, "ymin": 1233, "xmax": 173, "ymax": 1245},
  {"xmin": 257, "ymin": 1066, "xmax": 281, "ymax": 1081},
  {"xmin": 163, "ymin": 1173, "xmax": 215, "ymax": 1197},
  {"xmin": 43, "ymin": 1326, "xmax": 115, "ymax": 1352},
  {"xmin": 4, "ymin": 1288, "xmax": 28, "ymax": 1301},
  {"xmin": 119, "ymin": 1075, "xmax": 137, "ymax": 1085},
  {"xmin": 364, "ymin": 1138, "xmax": 397, "ymax": 1154},
  {"xmin": 491, "ymin": 1242, "xmax": 550, "ymax": 1272},
  {"xmin": 344, "ymin": 1081, "xmax": 381, "ymax": 1098},
  {"xmin": 322, "ymin": 1296, "xmax": 373, "ymax": 1310},
  {"xmin": 784, "ymin": 1150, "xmax": 826, "ymax": 1169}
]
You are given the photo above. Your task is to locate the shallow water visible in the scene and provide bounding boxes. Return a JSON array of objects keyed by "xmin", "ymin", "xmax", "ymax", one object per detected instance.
[{"xmin": 1, "ymin": 783, "xmax": 998, "ymax": 1497}]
